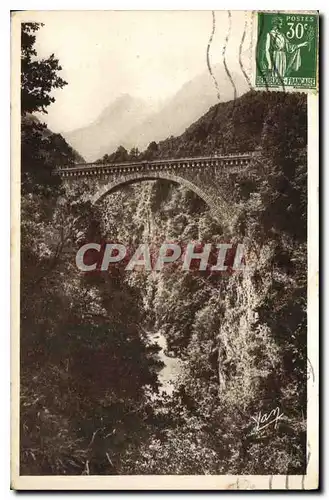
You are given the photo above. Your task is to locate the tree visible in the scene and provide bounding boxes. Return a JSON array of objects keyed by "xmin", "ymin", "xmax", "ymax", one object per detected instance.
[
  {"xmin": 129, "ymin": 147, "xmax": 140, "ymax": 161},
  {"xmin": 142, "ymin": 141, "xmax": 158, "ymax": 160},
  {"xmin": 20, "ymin": 23, "xmax": 77, "ymax": 192},
  {"xmin": 21, "ymin": 23, "xmax": 67, "ymax": 115}
]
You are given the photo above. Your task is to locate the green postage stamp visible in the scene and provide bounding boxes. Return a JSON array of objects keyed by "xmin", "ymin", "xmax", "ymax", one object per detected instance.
[{"xmin": 255, "ymin": 11, "xmax": 319, "ymax": 91}]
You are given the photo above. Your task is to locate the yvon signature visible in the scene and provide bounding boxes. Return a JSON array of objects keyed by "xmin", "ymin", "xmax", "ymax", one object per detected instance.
[{"xmin": 251, "ymin": 407, "xmax": 284, "ymax": 434}]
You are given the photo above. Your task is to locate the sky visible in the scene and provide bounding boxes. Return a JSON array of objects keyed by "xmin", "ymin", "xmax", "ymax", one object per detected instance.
[{"xmin": 17, "ymin": 10, "xmax": 252, "ymax": 133}]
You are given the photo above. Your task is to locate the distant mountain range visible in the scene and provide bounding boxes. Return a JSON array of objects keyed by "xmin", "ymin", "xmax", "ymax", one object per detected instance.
[
  {"xmin": 63, "ymin": 65, "xmax": 250, "ymax": 162},
  {"xmin": 64, "ymin": 95, "xmax": 153, "ymax": 162}
]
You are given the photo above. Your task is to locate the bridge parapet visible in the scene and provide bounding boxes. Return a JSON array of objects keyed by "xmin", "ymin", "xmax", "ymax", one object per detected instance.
[{"xmin": 55, "ymin": 153, "xmax": 254, "ymax": 178}]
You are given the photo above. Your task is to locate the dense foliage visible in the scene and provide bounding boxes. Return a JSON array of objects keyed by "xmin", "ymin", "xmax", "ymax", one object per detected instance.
[
  {"xmin": 21, "ymin": 23, "xmax": 67, "ymax": 115},
  {"xmin": 21, "ymin": 23, "xmax": 84, "ymax": 194}
]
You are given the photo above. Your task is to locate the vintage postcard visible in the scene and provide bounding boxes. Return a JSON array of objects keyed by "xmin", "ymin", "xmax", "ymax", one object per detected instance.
[{"xmin": 11, "ymin": 10, "xmax": 319, "ymax": 490}]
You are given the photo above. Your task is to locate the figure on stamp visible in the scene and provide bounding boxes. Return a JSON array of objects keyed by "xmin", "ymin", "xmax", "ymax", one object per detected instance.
[{"xmin": 265, "ymin": 16, "xmax": 309, "ymax": 78}]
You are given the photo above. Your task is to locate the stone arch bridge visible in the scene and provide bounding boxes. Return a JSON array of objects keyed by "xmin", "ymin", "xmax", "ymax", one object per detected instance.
[{"xmin": 55, "ymin": 153, "xmax": 255, "ymax": 226}]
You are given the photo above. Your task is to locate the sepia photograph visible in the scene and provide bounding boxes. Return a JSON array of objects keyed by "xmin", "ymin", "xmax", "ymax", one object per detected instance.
[{"xmin": 11, "ymin": 9, "xmax": 319, "ymax": 490}]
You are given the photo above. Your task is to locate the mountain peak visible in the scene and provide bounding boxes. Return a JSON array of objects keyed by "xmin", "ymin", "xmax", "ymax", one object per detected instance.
[
  {"xmin": 63, "ymin": 67, "xmax": 249, "ymax": 162},
  {"xmin": 96, "ymin": 94, "xmax": 146, "ymax": 124},
  {"xmin": 64, "ymin": 94, "xmax": 152, "ymax": 162}
]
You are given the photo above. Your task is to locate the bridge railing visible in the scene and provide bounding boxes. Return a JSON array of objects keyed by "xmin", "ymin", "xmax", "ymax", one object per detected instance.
[{"xmin": 55, "ymin": 152, "xmax": 255, "ymax": 172}]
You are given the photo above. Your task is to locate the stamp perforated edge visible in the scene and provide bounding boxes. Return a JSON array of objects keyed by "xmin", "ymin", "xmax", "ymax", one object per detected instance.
[{"xmin": 251, "ymin": 10, "xmax": 319, "ymax": 94}]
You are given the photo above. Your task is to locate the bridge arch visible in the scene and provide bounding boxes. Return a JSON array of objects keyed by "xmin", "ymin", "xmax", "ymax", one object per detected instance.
[{"xmin": 91, "ymin": 172, "xmax": 226, "ymax": 222}]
